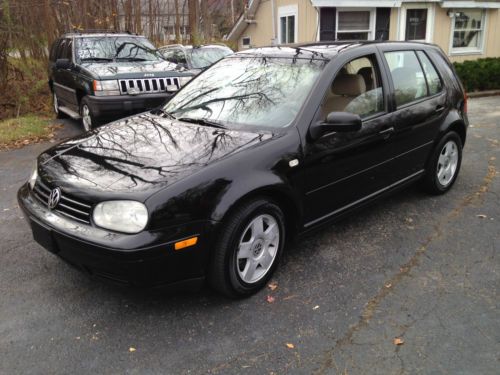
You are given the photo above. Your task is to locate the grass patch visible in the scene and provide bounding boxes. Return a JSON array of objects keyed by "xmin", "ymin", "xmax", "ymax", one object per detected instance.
[{"xmin": 0, "ymin": 115, "xmax": 57, "ymax": 150}]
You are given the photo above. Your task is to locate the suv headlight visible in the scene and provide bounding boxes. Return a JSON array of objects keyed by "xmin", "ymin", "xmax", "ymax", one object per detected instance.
[
  {"xmin": 28, "ymin": 162, "xmax": 38, "ymax": 190},
  {"xmin": 179, "ymin": 76, "xmax": 193, "ymax": 86},
  {"xmin": 93, "ymin": 80, "xmax": 121, "ymax": 96},
  {"xmin": 93, "ymin": 201, "xmax": 148, "ymax": 234}
]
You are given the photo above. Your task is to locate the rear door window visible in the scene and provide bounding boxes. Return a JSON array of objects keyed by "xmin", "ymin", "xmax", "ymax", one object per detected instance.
[
  {"xmin": 416, "ymin": 51, "xmax": 443, "ymax": 95},
  {"xmin": 384, "ymin": 50, "xmax": 427, "ymax": 107}
]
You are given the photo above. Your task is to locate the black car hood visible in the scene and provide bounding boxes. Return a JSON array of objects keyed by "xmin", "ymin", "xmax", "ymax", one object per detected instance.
[
  {"xmin": 38, "ymin": 113, "xmax": 272, "ymax": 196},
  {"xmin": 83, "ymin": 60, "xmax": 185, "ymax": 79}
]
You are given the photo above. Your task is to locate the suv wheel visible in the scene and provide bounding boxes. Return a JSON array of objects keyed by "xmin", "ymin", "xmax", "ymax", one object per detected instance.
[
  {"xmin": 80, "ymin": 97, "xmax": 97, "ymax": 131},
  {"xmin": 208, "ymin": 199, "xmax": 286, "ymax": 298},
  {"xmin": 422, "ymin": 131, "xmax": 463, "ymax": 194}
]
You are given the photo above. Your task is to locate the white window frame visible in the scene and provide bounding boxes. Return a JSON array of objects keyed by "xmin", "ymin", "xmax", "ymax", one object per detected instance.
[
  {"xmin": 448, "ymin": 8, "xmax": 487, "ymax": 55},
  {"xmin": 241, "ymin": 36, "xmax": 251, "ymax": 49},
  {"xmin": 336, "ymin": 8, "xmax": 376, "ymax": 41},
  {"xmin": 278, "ymin": 5, "xmax": 298, "ymax": 44},
  {"xmin": 398, "ymin": 3, "xmax": 435, "ymax": 43}
]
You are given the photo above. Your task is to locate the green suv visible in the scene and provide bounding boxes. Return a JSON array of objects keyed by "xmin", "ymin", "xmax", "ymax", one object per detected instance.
[{"xmin": 49, "ymin": 31, "xmax": 194, "ymax": 130}]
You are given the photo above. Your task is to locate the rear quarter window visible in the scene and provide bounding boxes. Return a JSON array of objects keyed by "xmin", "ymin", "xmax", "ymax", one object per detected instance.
[{"xmin": 416, "ymin": 51, "xmax": 443, "ymax": 95}]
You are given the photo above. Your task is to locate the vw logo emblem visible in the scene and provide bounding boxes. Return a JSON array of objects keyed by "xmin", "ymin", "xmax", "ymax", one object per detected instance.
[{"xmin": 48, "ymin": 188, "xmax": 61, "ymax": 210}]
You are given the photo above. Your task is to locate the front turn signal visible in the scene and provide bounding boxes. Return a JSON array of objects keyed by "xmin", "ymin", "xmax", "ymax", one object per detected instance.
[{"xmin": 174, "ymin": 236, "xmax": 198, "ymax": 251}]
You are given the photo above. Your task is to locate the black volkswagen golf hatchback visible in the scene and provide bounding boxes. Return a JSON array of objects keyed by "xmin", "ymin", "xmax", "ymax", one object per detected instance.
[{"xmin": 19, "ymin": 42, "xmax": 468, "ymax": 297}]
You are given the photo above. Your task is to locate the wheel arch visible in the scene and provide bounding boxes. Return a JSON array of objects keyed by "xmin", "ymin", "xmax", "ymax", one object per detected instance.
[
  {"xmin": 438, "ymin": 110, "xmax": 467, "ymax": 147},
  {"xmin": 213, "ymin": 183, "xmax": 303, "ymax": 244}
]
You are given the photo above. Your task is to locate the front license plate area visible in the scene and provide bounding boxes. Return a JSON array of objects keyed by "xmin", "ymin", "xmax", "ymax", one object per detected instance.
[{"xmin": 31, "ymin": 219, "xmax": 58, "ymax": 254}]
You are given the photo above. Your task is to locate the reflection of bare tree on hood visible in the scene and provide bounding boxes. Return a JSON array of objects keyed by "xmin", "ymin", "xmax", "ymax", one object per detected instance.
[{"xmin": 45, "ymin": 113, "xmax": 270, "ymax": 190}]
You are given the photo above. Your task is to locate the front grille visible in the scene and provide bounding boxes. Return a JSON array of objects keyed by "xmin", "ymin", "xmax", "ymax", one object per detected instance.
[
  {"xmin": 119, "ymin": 77, "xmax": 180, "ymax": 95},
  {"xmin": 32, "ymin": 179, "xmax": 92, "ymax": 224}
]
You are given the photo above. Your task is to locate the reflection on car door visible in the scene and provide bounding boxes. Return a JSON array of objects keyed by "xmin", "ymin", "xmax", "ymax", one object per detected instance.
[
  {"xmin": 380, "ymin": 48, "xmax": 447, "ymax": 179},
  {"xmin": 303, "ymin": 52, "xmax": 403, "ymax": 227}
]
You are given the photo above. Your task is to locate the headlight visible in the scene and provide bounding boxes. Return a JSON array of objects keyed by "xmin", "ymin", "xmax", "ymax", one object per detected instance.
[
  {"xmin": 179, "ymin": 76, "xmax": 193, "ymax": 86},
  {"xmin": 28, "ymin": 162, "xmax": 38, "ymax": 190},
  {"xmin": 92, "ymin": 201, "xmax": 148, "ymax": 234},
  {"xmin": 93, "ymin": 80, "xmax": 121, "ymax": 96}
]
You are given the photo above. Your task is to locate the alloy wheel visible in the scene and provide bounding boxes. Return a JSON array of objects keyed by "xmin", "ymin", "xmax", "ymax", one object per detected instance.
[
  {"xmin": 436, "ymin": 140, "xmax": 459, "ymax": 187},
  {"xmin": 53, "ymin": 92, "xmax": 59, "ymax": 114},
  {"xmin": 236, "ymin": 214, "xmax": 280, "ymax": 284},
  {"xmin": 81, "ymin": 104, "xmax": 92, "ymax": 131}
]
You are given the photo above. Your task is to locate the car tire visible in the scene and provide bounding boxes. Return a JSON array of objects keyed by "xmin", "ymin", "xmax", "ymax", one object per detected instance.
[
  {"xmin": 80, "ymin": 96, "xmax": 99, "ymax": 131},
  {"xmin": 53, "ymin": 91, "xmax": 66, "ymax": 119},
  {"xmin": 421, "ymin": 131, "xmax": 463, "ymax": 195},
  {"xmin": 208, "ymin": 199, "xmax": 286, "ymax": 298}
]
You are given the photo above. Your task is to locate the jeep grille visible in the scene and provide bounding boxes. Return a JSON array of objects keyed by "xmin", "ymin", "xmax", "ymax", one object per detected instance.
[{"xmin": 119, "ymin": 78, "xmax": 180, "ymax": 94}]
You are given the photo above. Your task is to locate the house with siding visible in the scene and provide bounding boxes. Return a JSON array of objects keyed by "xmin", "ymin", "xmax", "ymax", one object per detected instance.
[{"xmin": 226, "ymin": 0, "xmax": 500, "ymax": 62}]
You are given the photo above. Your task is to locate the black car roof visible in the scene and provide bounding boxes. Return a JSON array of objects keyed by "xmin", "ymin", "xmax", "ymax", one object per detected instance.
[{"xmin": 234, "ymin": 41, "xmax": 440, "ymax": 60}]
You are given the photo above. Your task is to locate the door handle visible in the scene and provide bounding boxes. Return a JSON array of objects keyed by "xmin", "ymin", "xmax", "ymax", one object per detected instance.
[
  {"xmin": 379, "ymin": 127, "xmax": 395, "ymax": 137},
  {"xmin": 435, "ymin": 105, "xmax": 445, "ymax": 113}
]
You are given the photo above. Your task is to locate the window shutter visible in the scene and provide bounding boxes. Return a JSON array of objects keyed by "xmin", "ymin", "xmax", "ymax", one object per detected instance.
[
  {"xmin": 320, "ymin": 8, "xmax": 336, "ymax": 41},
  {"xmin": 375, "ymin": 8, "xmax": 391, "ymax": 41}
]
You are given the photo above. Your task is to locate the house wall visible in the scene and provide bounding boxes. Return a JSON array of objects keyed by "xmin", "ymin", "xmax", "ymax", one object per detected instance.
[
  {"xmin": 237, "ymin": 1, "xmax": 500, "ymax": 63},
  {"xmin": 238, "ymin": 0, "xmax": 317, "ymax": 50},
  {"xmin": 430, "ymin": 6, "xmax": 500, "ymax": 63}
]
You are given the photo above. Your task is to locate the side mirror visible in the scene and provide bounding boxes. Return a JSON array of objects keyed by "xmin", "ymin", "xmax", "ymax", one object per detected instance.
[
  {"xmin": 55, "ymin": 58, "xmax": 72, "ymax": 69},
  {"xmin": 310, "ymin": 112, "xmax": 362, "ymax": 140}
]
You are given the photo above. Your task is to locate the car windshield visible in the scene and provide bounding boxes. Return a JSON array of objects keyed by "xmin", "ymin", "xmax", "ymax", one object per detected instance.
[
  {"xmin": 75, "ymin": 36, "xmax": 161, "ymax": 62},
  {"xmin": 163, "ymin": 56, "xmax": 326, "ymax": 128},
  {"xmin": 189, "ymin": 47, "xmax": 232, "ymax": 69}
]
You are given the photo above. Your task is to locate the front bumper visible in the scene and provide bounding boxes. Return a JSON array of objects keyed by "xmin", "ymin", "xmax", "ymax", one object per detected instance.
[
  {"xmin": 18, "ymin": 184, "xmax": 214, "ymax": 288},
  {"xmin": 87, "ymin": 92, "xmax": 173, "ymax": 120}
]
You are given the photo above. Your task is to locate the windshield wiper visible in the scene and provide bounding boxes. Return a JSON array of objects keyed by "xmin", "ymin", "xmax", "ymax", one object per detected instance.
[
  {"xmin": 151, "ymin": 108, "xmax": 176, "ymax": 119},
  {"xmin": 81, "ymin": 57, "xmax": 113, "ymax": 62},
  {"xmin": 177, "ymin": 117, "xmax": 227, "ymax": 129}
]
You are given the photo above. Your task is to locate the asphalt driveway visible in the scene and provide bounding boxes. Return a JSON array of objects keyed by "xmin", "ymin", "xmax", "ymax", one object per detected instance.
[{"xmin": 1, "ymin": 98, "xmax": 498, "ymax": 374}]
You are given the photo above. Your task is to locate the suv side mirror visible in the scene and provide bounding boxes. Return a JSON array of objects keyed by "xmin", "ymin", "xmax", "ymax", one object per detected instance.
[
  {"xmin": 310, "ymin": 112, "xmax": 362, "ymax": 140},
  {"xmin": 55, "ymin": 58, "xmax": 72, "ymax": 69}
]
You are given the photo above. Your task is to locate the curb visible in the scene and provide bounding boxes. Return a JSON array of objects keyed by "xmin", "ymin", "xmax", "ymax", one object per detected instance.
[{"xmin": 467, "ymin": 90, "xmax": 500, "ymax": 98}]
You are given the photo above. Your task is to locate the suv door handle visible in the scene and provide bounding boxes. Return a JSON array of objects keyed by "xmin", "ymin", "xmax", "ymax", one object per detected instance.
[
  {"xmin": 379, "ymin": 127, "xmax": 395, "ymax": 137},
  {"xmin": 435, "ymin": 105, "xmax": 445, "ymax": 113}
]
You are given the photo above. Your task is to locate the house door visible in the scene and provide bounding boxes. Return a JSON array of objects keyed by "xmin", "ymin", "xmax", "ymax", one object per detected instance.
[{"xmin": 399, "ymin": 4, "xmax": 435, "ymax": 42}]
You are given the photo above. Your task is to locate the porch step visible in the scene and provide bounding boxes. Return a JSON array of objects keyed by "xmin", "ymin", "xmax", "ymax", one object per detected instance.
[{"xmin": 59, "ymin": 106, "xmax": 81, "ymax": 120}]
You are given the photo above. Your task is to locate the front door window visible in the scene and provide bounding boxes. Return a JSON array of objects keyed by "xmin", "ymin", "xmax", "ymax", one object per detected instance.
[{"xmin": 405, "ymin": 9, "xmax": 427, "ymax": 41}]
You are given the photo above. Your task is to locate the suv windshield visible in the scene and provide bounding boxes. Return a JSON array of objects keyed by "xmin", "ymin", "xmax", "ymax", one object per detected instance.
[
  {"xmin": 163, "ymin": 56, "xmax": 326, "ymax": 128},
  {"xmin": 76, "ymin": 36, "xmax": 161, "ymax": 62},
  {"xmin": 189, "ymin": 47, "xmax": 232, "ymax": 69}
]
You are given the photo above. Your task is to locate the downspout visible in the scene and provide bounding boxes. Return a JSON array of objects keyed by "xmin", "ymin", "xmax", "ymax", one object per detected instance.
[{"xmin": 271, "ymin": 0, "xmax": 276, "ymax": 45}]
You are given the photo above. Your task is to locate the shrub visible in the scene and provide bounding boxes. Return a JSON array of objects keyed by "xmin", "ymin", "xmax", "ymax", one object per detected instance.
[
  {"xmin": 0, "ymin": 58, "xmax": 51, "ymax": 120},
  {"xmin": 453, "ymin": 57, "xmax": 500, "ymax": 92}
]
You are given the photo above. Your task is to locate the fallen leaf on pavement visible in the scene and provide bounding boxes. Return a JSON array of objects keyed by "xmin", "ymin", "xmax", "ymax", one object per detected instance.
[
  {"xmin": 476, "ymin": 214, "xmax": 487, "ymax": 219},
  {"xmin": 385, "ymin": 283, "xmax": 392, "ymax": 288},
  {"xmin": 129, "ymin": 347, "xmax": 136, "ymax": 352},
  {"xmin": 268, "ymin": 281, "xmax": 278, "ymax": 291},
  {"xmin": 393, "ymin": 338, "xmax": 404, "ymax": 346},
  {"xmin": 266, "ymin": 295, "xmax": 275, "ymax": 303},
  {"xmin": 313, "ymin": 305, "xmax": 320, "ymax": 310},
  {"xmin": 285, "ymin": 343, "xmax": 295, "ymax": 349}
]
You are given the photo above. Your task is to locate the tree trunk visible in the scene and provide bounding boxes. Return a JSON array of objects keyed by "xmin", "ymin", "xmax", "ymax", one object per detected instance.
[{"xmin": 188, "ymin": 0, "xmax": 197, "ymax": 44}]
